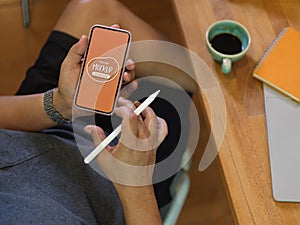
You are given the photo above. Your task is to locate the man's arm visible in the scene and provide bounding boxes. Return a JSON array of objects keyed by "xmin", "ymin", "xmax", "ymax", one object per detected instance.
[
  {"xmin": 85, "ymin": 98, "xmax": 168, "ymax": 225},
  {"xmin": 0, "ymin": 35, "xmax": 87, "ymax": 131},
  {"xmin": 0, "ymin": 30, "xmax": 135, "ymax": 132},
  {"xmin": 114, "ymin": 185, "xmax": 163, "ymax": 225}
]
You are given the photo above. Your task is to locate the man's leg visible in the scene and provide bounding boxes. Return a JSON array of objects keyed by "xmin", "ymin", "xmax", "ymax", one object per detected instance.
[
  {"xmin": 16, "ymin": 0, "xmax": 168, "ymax": 95},
  {"xmin": 54, "ymin": 0, "xmax": 166, "ymax": 41},
  {"xmin": 53, "ymin": 0, "xmax": 199, "ymax": 93}
]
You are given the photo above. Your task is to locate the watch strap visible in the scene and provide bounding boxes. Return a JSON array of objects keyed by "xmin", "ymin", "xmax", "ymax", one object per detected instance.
[{"xmin": 43, "ymin": 89, "xmax": 71, "ymax": 125}]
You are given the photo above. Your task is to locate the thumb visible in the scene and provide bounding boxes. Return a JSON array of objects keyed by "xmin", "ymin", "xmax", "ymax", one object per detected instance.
[{"xmin": 64, "ymin": 35, "xmax": 88, "ymax": 66}]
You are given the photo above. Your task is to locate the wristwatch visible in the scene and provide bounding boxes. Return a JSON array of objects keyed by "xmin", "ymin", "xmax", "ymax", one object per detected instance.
[{"xmin": 43, "ymin": 89, "xmax": 71, "ymax": 125}]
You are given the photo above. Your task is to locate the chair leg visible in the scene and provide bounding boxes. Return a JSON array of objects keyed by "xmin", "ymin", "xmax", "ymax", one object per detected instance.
[
  {"xmin": 21, "ymin": 0, "xmax": 30, "ymax": 27},
  {"xmin": 163, "ymin": 170, "xmax": 190, "ymax": 225}
]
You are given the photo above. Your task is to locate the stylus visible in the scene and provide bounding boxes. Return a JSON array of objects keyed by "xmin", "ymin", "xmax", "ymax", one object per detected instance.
[{"xmin": 84, "ymin": 90, "xmax": 160, "ymax": 164}]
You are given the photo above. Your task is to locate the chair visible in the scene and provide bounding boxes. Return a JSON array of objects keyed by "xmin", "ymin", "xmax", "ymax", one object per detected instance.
[
  {"xmin": 21, "ymin": 0, "xmax": 30, "ymax": 27},
  {"xmin": 163, "ymin": 150, "xmax": 191, "ymax": 225}
]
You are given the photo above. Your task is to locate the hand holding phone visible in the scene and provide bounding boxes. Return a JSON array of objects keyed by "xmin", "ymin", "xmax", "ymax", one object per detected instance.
[{"xmin": 75, "ymin": 25, "xmax": 131, "ymax": 115}]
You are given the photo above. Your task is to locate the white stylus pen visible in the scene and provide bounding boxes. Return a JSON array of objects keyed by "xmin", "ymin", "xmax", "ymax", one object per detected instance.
[{"xmin": 84, "ymin": 90, "xmax": 160, "ymax": 164}]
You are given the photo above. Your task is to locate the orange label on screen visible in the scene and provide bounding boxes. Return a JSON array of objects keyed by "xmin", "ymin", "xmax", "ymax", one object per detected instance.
[{"xmin": 75, "ymin": 25, "xmax": 131, "ymax": 114}]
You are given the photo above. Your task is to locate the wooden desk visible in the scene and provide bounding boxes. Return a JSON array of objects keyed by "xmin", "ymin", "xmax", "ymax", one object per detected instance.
[{"xmin": 171, "ymin": 0, "xmax": 300, "ymax": 224}]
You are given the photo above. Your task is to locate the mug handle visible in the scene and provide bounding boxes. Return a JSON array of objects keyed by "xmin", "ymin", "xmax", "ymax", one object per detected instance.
[{"xmin": 222, "ymin": 58, "xmax": 232, "ymax": 74}]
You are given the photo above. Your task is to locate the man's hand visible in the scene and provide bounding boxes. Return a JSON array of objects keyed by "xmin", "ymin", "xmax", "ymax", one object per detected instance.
[
  {"xmin": 54, "ymin": 24, "xmax": 136, "ymax": 120},
  {"xmin": 54, "ymin": 35, "xmax": 88, "ymax": 120},
  {"xmin": 85, "ymin": 97, "xmax": 168, "ymax": 185}
]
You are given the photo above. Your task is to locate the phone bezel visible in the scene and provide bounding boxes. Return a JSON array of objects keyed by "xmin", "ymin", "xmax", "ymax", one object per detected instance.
[{"xmin": 74, "ymin": 24, "xmax": 131, "ymax": 115}]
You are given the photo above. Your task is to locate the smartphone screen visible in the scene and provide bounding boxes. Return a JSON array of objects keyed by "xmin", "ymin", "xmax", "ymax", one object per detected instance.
[{"xmin": 75, "ymin": 25, "xmax": 131, "ymax": 115}]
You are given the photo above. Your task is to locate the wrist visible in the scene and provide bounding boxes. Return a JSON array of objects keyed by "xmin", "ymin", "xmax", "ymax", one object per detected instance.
[
  {"xmin": 43, "ymin": 88, "xmax": 71, "ymax": 125},
  {"xmin": 114, "ymin": 184, "xmax": 156, "ymax": 201},
  {"xmin": 52, "ymin": 88, "xmax": 72, "ymax": 120},
  {"xmin": 113, "ymin": 184, "xmax": 162, "ymax": 224}
]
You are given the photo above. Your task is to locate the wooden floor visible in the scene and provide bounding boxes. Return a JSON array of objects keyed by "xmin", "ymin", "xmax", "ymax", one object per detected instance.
[{"xmin": 0, "ymin": 0, "xmax": 234, "ymax": 224}]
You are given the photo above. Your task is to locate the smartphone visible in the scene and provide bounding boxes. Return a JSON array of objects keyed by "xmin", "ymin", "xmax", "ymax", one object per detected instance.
[{"xmin": 75, "ymin": 25, "xmax": 131, "ymax": 115}]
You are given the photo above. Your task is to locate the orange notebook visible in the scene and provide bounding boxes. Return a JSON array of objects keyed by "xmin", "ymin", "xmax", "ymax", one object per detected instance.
[{"xmin": 253, "ymin": 27, "xmax": 300, "ymax": 102}]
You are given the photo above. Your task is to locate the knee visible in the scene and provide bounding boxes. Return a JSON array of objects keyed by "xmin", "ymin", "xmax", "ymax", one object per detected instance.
[
  {"xmin": 55, "ymin": 0, "xmax": 127, "ymax": 38},
  {"xmin": 69, "ymin": 0, "xmax": 123, "ymax": 24},
  {"xmin": 71, "ymin": 0, "xmax": 121, "ymax": 15}
]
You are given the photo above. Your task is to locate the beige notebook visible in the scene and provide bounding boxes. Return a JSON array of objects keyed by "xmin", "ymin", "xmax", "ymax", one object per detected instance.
[{"xmin": 264, "ymin": 84, "xmax": 300, "ymax": 202}]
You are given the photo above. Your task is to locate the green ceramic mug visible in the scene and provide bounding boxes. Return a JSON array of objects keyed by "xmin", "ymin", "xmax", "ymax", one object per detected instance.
[{"xmin": 206, "ymin": 20, "xmax": 251, "ymax": 74}]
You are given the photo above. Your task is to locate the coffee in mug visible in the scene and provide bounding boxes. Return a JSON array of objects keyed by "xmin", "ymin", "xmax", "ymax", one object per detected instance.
[{"xmin": 206, "ymin": 20, "xmax": 251, "ymax": 74}]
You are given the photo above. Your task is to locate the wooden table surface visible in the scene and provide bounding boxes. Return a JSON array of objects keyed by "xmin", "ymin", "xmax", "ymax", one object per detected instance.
[{"xmin": 171, "ymin": 0, "xmax": 300, "ymax": 224}]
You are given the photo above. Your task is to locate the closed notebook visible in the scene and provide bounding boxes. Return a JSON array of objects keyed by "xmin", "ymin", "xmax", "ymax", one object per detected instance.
[{"xmin": 253, "ymin": 27, "xmax": 300, "ymax": 102}]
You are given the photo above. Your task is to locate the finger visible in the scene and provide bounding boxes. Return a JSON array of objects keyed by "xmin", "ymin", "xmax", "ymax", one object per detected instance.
[
  {"xmin": 135, "ymin": 106, "xmax": 156, "ymax": 139},
  {"xmin": 114, "ymin": 106, "xmax": 139, "ymax": 138},
  {"xmin": 123, "ymin": 59, "xmax": 136, "ymax": 83},
  {"xmin": 123, "ymin": 70, "xmax": 135, "ymax": 83},
  {"xmin": 156, "ymin": 117, "xmax": 168, "ymax": 144},
  {"xmin": 64, "ymin": 35, "xmax": 88, "ymax": 66},
  {"xmin": 125, "ymin": 58, "xmax": 135, "ymax": 71},
  {"xmin": 135, "ymin": 102, "xmax": 167, "ymax": 143},
  {"xmin": 141, "ymin": 106, "xmax": 158, "ymax": 134},
  {"xmin": 111, "ymin": 24, "xmax": 120, "ymax": 29},
  {"xmin": 84, "ymin": 125, "xmax": 106, "ymax": 146},
  {"xmin": 120, "ymin": 81, "xmax": 138, "ymax": 99},
  {"xmin": 117, "ymin": 97, "xmax": 136, "ymax": 110}
]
